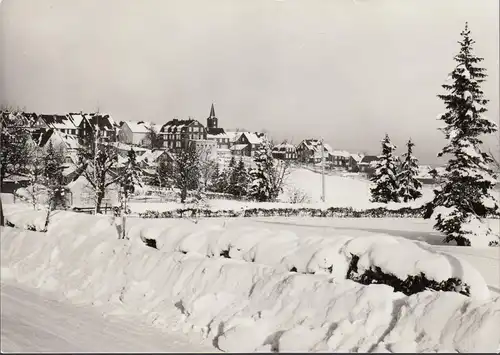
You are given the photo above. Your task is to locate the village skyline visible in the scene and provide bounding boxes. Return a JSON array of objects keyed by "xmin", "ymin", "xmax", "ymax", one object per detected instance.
[{"xmin": 1, "ymin": 0, "xmax": 499, "ymax": 165}]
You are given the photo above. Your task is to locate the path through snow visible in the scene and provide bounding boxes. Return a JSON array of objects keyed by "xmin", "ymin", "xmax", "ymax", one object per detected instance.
[{"xmin": 0, "ymin": 282, "xmax": 218, "ymax": 353}]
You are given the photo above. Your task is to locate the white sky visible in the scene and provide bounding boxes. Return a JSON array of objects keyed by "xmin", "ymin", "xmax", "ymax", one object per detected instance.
[{"xmin": 1, "ymin": 0, "xmax": 498, "ymax": 164}]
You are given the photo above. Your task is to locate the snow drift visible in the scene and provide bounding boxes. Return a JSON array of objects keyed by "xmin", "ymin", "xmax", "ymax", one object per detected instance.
[{"xmin": 2, "ymin": 212, "xmax": 500, "ymax": 352}]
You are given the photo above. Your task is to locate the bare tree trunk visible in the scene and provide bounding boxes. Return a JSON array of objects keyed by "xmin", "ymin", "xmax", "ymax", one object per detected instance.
[
  {"xmin": 0, "ymin": 194, "xmax": 4, "ymax": 227},
  {"xmin": 181, "ymin": 185, "xmax": 187, "ymax": 203}
]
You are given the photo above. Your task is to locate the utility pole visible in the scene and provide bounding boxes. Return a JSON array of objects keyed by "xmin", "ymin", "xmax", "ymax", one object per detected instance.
[{"xmin": 321, "ymin": 138, "xmax": 325, "ymax": 202}]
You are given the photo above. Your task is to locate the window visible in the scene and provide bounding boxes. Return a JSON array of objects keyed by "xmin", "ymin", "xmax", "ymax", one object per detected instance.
[{"xmin": 176, "ymin": 141, "xmax": 181, "ymax": 148}]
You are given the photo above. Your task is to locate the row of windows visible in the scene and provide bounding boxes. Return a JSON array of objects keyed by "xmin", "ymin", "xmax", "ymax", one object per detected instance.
[{"xmin": 163, "ymin": 134, "xmax": 204, "ymax": 140}]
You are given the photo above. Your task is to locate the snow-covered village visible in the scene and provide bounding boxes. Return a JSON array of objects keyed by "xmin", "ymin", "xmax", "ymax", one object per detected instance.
[{"xmin": 1, "ymin": 0, "xmax": 499, "ymax": 353}]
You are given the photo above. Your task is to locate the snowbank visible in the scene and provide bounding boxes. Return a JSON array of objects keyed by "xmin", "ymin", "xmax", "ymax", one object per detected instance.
[
  {"xmin": 2, "ymin": 222, "xmax": 499, "ymax": 353},
  {"xmin": 3, "ymin": 207, "xmax": 491, "ymax": 300}
]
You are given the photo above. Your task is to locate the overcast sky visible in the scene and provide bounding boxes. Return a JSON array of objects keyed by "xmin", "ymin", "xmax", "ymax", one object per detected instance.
[{"xmin": 1, "ymin": 0, "xmax": 498, "ymax": 164}]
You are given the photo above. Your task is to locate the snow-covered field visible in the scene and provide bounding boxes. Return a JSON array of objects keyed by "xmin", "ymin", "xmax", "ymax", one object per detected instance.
[
  {"xmin": 125, "ymin": 167, "xmax": 436, "ymax": 213},
  {"xmin": 2, "ymin": 201, "xmax": 500, "ymax": 353}
]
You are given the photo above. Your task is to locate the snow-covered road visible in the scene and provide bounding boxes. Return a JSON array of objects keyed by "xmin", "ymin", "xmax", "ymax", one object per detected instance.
[{"xmin": 0, "ymin": 282, "xmax": 217, "ymax": 353}]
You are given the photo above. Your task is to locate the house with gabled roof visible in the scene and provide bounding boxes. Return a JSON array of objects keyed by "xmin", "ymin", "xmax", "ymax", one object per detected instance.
[
  {"xmin": 272, "ymin": 142, "xmax": 297, "ymax": 161},
  {"xmin": 231, "ymin": 131, "xmax": 266, "ymax": 157},
  {"xmin": 32, "ymin": 113, "xmax": 80, "ymax": 136},
  {"xmin": 357, "ymin": 155, "xmax": 380, "ymax": 176},
  {"xmin": 78, "ymin": 113, "xmax": 118, "ymax": 145},
  {"xmin": 118, "ymin": 120, "xmax": 161, "ymax": 146},
  {"xmin": 330, "ymin": 150, "xmax": 351, "ymax": 169},
  {"xmin": 296, "ymin": 139, "xmax": 333, "ymax": 164},
  {"xmin": 347, "ymin": 153, "xmax": 364, "ymax": 172},
  {"xmin": 160, "ymin": 118, "xmax": 207, "ymax": 153}
]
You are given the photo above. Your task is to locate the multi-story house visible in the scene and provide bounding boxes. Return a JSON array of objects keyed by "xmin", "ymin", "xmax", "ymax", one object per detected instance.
[
  {"xmin": 32, "ymin": 113, "xmax": 80, "ymax": 137},
  {"xmin": 272, "ymin": 142, "xmax": 297, "ymax": 161},
  {"xmin": 296, "ymin": 139, "xmax": 333, "ymax": 164},
  {"xmin": 329, "ymin": 150, "xmax": 351, "ymax": 169},
  {"xmin": 78, "ymin": 113, "xmax": 117, "ymax": 145},
  {"xmin": 160, "ymin": 118, "xmax": 207, "ymax": 153},
  {"xmin": 230, "ymin": 132, "xmax": 265, "ymax": 157}
]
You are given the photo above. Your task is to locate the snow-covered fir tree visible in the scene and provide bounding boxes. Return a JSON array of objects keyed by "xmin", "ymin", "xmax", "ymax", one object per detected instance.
[
  {"xmin": 370, "ymin": 134, "xmax": 400, "ymax": 203},
  {"xmin": 397, "ymin": 138, "xmax": 423, "ymax": 202},
  {"xmin": 249, "ymin": 142, "xmax": 278, "ymax": 202},
  {"xmin": 0, "ymin": 110, "xmax": 32, "ymax": 186},
  {"xmin": 424, "ymin": 23, "xmax": 499, "ymax": 247},
  {"xmin": 119, "ymin": 148, "xmax": 143, "ymax": 207},
  {"xmin": 172, "ymin": 145, "xmax": 201, "ymax": 203},
  {"xmin": 232, "ymin": 158, "xmax": 249, "ymax": 198}
]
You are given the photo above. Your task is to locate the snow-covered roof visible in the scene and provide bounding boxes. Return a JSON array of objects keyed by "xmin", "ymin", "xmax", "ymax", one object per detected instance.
[
  {"xmin": 225, "ymin": 131, "xmax": 242, "ymax": 142},
  {"xmin": 123, "ymin": 120, "xmax": 150, "ymax": 134},
  {"xmin": 273, "ymin": 142, "xmax": 296, "ymax": 152},
  {"xmin": 330, "ymin": 150, "xmax": 351, "ymax": 158},
  {"xmin": 243, "ymin": 132, "xmax": 263, "ymax": 145},
  {"xmin": 230, "ymin": 144, "xmax": 249, "ymax": 151},
  {"xmin": 298, "ymin": 139, "xmax": 333, "ymax": 155},
  {"xmin": 68, "ymin": 113, "xmax": 84, "ymax": 127},
  {"xmin": 160, "ymin": 119, "xmax": 200, "ymax": 133},
  {"xmin": 358, "ymin": 155, "xmax": 379, "ymax": 165},
  {"xmin": 58, "ymin": 133, "xmax": 80, "ymax": 150},
  {"xmin": 39, "ymin": 114, "xmax": 78, "ymax": 130},
  {"xmin": 207, "ymin": 132, "xmax": 229, "ymax": 139},
  {"xmin": 137, "ymin": 149, "xmax": 171, "ymax": 166},
  {"xmin": 350, "ymin": 154, "xmax": 364, "ymax": 162}
]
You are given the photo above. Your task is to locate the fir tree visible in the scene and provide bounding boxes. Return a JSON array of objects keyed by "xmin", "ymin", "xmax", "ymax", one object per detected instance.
[
  {"xmin": 153, "ymin": 158, "xmax": 172, "ymax": 189},
  {"xmin": 209, "ymin": 163, "xmax": 221, "ymax": 192},
  {"xmin": 424, "ymin": 23, "xmax": 499, "ymax": 246},
  {"xmin": 173, "ymin": 146, "xmax": 201, "ymax": 203},
  {"xmin": 120, "ymin": 148, "xmax": 142, "ymax": 203},
  {"xmin": 397, "ymin": 138, "xmax": 423, "ymax": 202},
  {"xmin": 248, "ymin": 143, "xmax": 276, "ymax": 202},
  {"xmin": 233, "ymin": 158, "xmax": 249, "ymax": 198},
  {"xmin": 0, "ymin": 110, "xmax": 32, "ymax": 186},
  {"xmin": 370, "ymin": 134, "xmax": 400, "ymax": 203}
]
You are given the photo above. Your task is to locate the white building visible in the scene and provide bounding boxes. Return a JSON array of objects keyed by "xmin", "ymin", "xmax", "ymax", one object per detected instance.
[{"xmin": 118, "ymin": 120, "xmax": 160, "ymax": 146}]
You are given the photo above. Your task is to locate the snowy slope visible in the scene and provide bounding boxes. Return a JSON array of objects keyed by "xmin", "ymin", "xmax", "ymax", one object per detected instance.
[
  {"xmin": 1, "ymin": 282, "xmax": 216, "ymax": 353},
  {"xmin": 280, "ymin": 167, "xmax": 435, "ymax": 207},
  {"xmin": 125, "ymin": 168, "xmax": 436, "ymax": 213}
]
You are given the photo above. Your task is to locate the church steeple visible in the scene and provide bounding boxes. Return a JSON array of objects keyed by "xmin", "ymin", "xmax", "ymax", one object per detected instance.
[
  {"xmin": 209, "ymin": 103, "xmax": 216, "ymax": 118},
  {"xmin": 207, "ymin": 103, "xmax": 218, "ymax": 130}
]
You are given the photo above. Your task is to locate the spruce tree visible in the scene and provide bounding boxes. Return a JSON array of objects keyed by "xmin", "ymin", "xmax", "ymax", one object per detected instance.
[
  {"xmin": 120, "ymin": 148, "xmax": 143, "ymax": 203},
  {"xmin": 249, "ymin": 143, "xmax": 276, "ymax": 202},
  {"xmin": 233, "ymin": 158, "xmax": 249, "ymax": 198},
  {"xmin": 424, "ymin": 23, "xmax": 499, "ymax": 246},
  {"xmin": 370, "ymin": 134, "xmax": 400, "ymax": 203},
  {"xmin": 397, "ymin": 138, "xmax": 423, "ymax": 202}
]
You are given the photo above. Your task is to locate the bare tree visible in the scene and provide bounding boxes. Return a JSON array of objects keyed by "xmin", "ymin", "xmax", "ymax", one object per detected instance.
[
  {"xmin": 145, "ymin": 124, "xmax": 163, "ymax": 150},
  {"xmin": 77, "ymin": 134, "xmax": 120, "ymax": 214}
]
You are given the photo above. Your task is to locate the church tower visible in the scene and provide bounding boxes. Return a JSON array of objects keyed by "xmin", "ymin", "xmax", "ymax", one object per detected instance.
[{"xmin": 206, "ymin": 103, "xmax": 218, "ymax": 130}]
